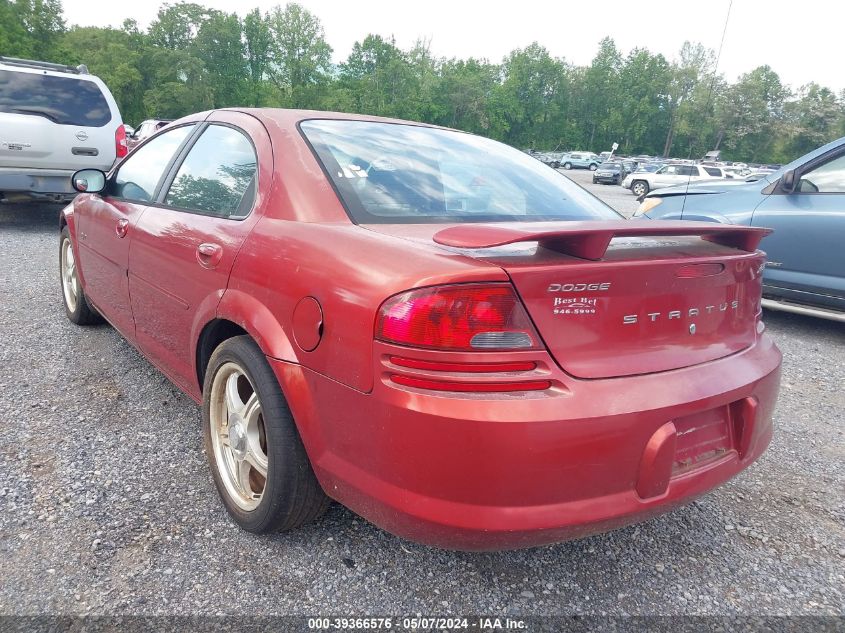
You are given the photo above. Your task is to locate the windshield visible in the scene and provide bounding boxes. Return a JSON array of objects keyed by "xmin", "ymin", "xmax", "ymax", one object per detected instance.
[
  {"xmin": 599, "ymin": 162, "xmax": 621, "ymax": 170},
  {"xmin": 300, "ymin": 119, "xmax": 620, "ymax": 224},
  {"xmin": 0, "ymin": 69, "xmax": 111, "ymax": 127}
]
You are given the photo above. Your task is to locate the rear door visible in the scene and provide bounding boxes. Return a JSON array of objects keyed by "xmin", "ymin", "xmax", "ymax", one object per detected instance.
[
  {"xmin": 128, "ymin": 111, "xmax": 266, "ymax": 392},
  {"xmin": 75, "ymin": 124, "xmax": 196, "ymax": 337},
  {"xmin": 0, "ymin": 67, "xmax": 119, "ymax": 171},
  {"xmin": 752, "ymin": 151, "xmax": 845, "ymax": 309}
]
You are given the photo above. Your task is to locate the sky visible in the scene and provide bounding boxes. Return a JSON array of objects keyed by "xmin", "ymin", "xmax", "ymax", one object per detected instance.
[{"xmin": 59, "ymin": 0, "xmax": 843, "ymax": 93}]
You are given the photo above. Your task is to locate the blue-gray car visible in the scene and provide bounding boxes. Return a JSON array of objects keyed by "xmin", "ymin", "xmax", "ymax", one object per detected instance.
[
  {"xmin": 561, "ymin": 152, "xmax": 601, "ymax": 171},
  {"xmin": 633, "ymin": 137, "xmax": 845, "ymax": 322}
]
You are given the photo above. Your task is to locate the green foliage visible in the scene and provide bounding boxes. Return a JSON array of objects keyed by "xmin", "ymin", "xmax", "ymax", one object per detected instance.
[
  {"xmin": 2, "ymin": 0, "xmax": 844, "ymax": 164},
  {"xmin": 194, "ymin": 11, "xmax": 247, "ymax": 107},
  {"xmin": 267, "ymin": 2, "xmax": 332, "ymax": 107},
  {"xmin": 148, "ymin": 2, "xmax": 213, "ymax": 50},
  {"xmin": 0, "ymin": 1, "xmax": 37, "ymax": 57},
  {"xmin": 243, "ymin": 8, "xmax": 272, "ymax": 106}
]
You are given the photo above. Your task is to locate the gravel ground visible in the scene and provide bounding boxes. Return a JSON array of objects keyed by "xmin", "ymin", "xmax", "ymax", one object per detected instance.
[{"xmin": 0, "ymin": 198, "xmax": 842, "ymax": 618}]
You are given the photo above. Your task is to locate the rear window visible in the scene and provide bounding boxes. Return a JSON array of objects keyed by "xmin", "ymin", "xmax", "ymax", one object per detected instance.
[
  {"xmin": 300, "ymin": 120, "xmax": 620, "ymax": 224},
  {"xmin": 0, "ymin": 69, "xmax": 112, "ymax": 127}
]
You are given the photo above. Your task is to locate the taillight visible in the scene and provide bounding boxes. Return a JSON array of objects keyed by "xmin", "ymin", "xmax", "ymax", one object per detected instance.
[
  {"xmin": 115, "ymin": 125, "xmax": 128, "ymax": 158},
  {"xmin": 376, "ymin": 283, "xmax": 540, "ymax": 351}
]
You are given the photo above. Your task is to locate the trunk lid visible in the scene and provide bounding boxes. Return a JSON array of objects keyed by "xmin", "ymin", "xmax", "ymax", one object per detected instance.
[{"xmin": 367, "ymin": 221, "xmax": 770, "ymax": 379}]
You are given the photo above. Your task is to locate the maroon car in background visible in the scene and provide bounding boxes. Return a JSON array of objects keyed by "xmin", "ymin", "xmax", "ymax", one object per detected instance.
[
  {"xmin": 125, "ymin": 118, "xmax": 172, "ymax": 151},
  {"xmin": 59, "ymin": 109, "xmax": 781, "ymax": 550}
]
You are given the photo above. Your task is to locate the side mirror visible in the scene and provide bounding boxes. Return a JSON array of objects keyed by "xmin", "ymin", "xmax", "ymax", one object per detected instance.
[
  {"xmin": 780, "ymin": 169, "xmax": 797, "ymax": 193},
  {"xmin": 72, "ymin": 169, "xmax": 106, "ymax": 194}
]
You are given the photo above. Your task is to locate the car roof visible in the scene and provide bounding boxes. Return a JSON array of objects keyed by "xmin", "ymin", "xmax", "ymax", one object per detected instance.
[
  {"xmin": 0, "ymin": 59, "xmax": 109, "ymax": 89},
  {"xmin": 0, "ymin": 56, "xmax": 89, "ymax": 76},
  {"xmin": 221, "ymin": 108, "xmax": 454, "ymax": 132}
]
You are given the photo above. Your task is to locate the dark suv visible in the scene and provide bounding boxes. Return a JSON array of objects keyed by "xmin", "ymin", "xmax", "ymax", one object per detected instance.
[{"xmin": 592, "ymin": 161, "xmax": 627, "ymax": 185}]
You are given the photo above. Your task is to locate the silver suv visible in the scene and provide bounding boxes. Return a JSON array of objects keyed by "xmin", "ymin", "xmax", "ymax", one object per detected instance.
[
  {"xmin": 622, "ymin": 163, "xmax": 728, "ymax": 197},
  {"xmin": 0, "ymin": 56, "xmax": 124, "ymax": 203}
]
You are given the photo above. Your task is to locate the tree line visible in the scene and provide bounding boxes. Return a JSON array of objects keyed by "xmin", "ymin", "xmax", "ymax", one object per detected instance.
[{"xmin": 3, "ymin": 0, "xmax": 844, "ymax": 164}]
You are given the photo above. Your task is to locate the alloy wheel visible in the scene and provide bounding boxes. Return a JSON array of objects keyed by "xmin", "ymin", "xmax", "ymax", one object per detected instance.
[
  {"xmin": 209, "ymin": 362, "xmax": 269, "ymax": 511},
  {"xmin": 61, "ymin": 237, "xmax": 79, "ymax": 313}
]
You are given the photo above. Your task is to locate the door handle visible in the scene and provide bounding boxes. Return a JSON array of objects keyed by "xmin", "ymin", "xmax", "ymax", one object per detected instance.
[
  {"xmin": 115, "ymin": 218, "xmax": 129, "ymax": 238},
  {"xmin": 196, "ymin": 242, "xmax": 223, "ymax": 268}
]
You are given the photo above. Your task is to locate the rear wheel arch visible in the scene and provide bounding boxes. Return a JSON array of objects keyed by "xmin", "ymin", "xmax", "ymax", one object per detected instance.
[
  {"xmin": 196, "ymin": 291, "xmax": 298, "ymax": 392},
  {"xmin": 196, "ymin": 318, "xmax": 250, "ymax": 391}
]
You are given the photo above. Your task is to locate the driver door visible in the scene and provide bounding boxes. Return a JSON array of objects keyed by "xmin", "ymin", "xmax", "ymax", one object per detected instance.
[
  {"xmin": 752, "ymin": 152, "xmax": 845, "ymax": 309},
  {"xmin": 652, "ymin": 165, "xmax": 679, "ymax": 188},
  {"xmin": 74, "ymin": 124, "xmax": 196, "ymax": 338}
]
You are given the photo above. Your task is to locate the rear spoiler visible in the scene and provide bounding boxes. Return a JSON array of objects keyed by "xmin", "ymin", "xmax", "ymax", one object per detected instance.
[{"xmin": 433, "ymin": 221, "xmax": 772, "ymax": 261}]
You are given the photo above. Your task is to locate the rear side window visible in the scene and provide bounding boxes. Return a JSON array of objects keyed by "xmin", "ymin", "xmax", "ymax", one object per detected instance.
[
  {"xmin": 301, "ymin": 119, "xmax": 619, "ymax": 224},
  {"xmin": 0, "ymin": 69, "xmax": 111, "ymax": 127},
  {"xmin": 703, "ymin": 167, "xmax": 722, "ymax": 177},
  {"xmin": 164, "ymin": 125, "xmax": 257, "ymax": 218},
  {"xmin": 114, "ymin": 125, "xmax": 194, "ymax": 202}
]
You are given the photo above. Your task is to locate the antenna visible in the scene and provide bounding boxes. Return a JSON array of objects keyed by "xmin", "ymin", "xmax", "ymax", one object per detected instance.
[{"xmin": 682, "ymin": 0, "xmax": 733, "ymax": 217}]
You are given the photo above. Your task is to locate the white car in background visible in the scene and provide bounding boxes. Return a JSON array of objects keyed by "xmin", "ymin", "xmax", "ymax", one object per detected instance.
[
  {"xmin": 622, "ymin": 163, "xmax": 729, "ymax": 197},
  {"xmin": 0, "ymin": 56, "xmax": 125, "ymax": 203}
]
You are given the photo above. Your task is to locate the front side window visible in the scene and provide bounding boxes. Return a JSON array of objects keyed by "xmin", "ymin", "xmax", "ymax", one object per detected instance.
[
  {"xmin": 799, "ymin": 154, "xmax": 845, "ymax": 193},
  {"xmin": 0, "ymin": 70, "xmax": 112, "ymax": 127},
  {"xmin": 114, "ymin": 125, "xmax": 194, "ymax": 201},
  {"xmin": 164, "ymin": 125, "xmax": 257, "ymax": 217},
  {"xmin": 301, "ymin": 120, "xmax": 619, "ymax": 224}
]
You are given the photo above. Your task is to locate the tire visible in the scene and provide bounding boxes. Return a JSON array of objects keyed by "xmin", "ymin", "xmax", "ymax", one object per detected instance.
[
  {"xmin": 563, "ymin": 162, "xmax": 572, "ymax": 170},
  {"xmin": 631, "ymin": 180, "xmax": 649, "ymax": 196},
  {"xmin": 589, "ymin": 163, "xmax": 598, "ymax": 171},
  {"xmin": 202, "ymin": 335, "xmax": 330, "ymax": 533},
  {"xmin": 551, "ymin": 161, "xmax": 560, "ymax": 169},
  {"xmin": 592, "ymin": 178, "xmax": 597, "ymax": 184},
  {"xmin": 59, "ymin": 226, "xmax": 102, "ymax": 325}
]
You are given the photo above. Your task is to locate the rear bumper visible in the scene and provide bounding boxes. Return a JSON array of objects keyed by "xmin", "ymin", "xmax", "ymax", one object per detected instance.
[
  {"xmin": 270, "ymin": 333, "xmax": 781, "ymax": 550},
  {"xmin": 0, "ymin": 167, "xmax": 77, "ymax": 198}
]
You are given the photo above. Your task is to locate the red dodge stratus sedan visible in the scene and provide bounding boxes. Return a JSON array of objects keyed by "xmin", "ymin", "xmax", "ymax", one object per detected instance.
[{"xmin": 59, "ymin": 109, "xmax": 781, "ymax": 550}]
